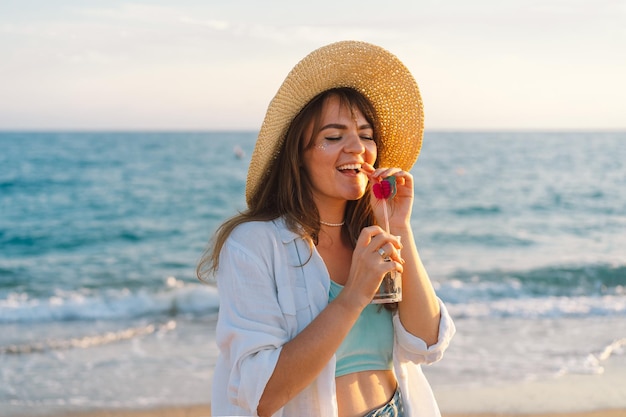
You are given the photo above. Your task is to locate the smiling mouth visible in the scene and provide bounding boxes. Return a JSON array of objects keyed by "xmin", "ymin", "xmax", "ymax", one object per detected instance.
[{"xmin": 337, "ymin": 163, "xmax": 362, "ymax": 174}]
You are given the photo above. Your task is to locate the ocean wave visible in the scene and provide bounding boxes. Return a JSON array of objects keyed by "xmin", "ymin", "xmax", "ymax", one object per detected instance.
[
  {"xmin": 452, "ymin": 204, "xmax": 502, "ymax": 216},
  {"xmin": 430, "ymin": 231, "xmax": 535, "ymax": 247},
  {"xmin": 438, "ymin": 263, "xmax": 626, "ymax": 319},
  {"xmin": 0, "ymin": 226, "xmax": 179, "ymax": 256},
  {"xmin": 442, "ymin": 263, "xmax": 626, "ymax": 300},
  {"xmin": 559, "ymin": 337, "xmax": 626, "ymax": 376},
  {"xmin": 445, "ymin": 294, "xmax": 626, "ymax": 319},
  {"xmin": 0, "ymin": 320, "xmax": 177, "ymax": 355},
  {"xmin": 0, "ymin": 279, "xmax": 219, "ymax": 324}
]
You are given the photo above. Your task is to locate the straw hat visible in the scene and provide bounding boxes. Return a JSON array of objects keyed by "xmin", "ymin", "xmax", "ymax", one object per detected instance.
[{"xmin": 246, "ymin": 40, "xmax": 424, "ymax": 206}]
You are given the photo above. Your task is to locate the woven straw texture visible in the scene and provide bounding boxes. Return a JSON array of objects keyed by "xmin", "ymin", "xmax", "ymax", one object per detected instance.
[{"xmin": 246, "ymin": 40, "xmax": 424, "ymax": 206}]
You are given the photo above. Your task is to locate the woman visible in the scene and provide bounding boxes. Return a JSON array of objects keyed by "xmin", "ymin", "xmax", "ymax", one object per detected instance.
[{"xmin": 198, "ymin": 41, "xmax": 455, "ymax": 417}]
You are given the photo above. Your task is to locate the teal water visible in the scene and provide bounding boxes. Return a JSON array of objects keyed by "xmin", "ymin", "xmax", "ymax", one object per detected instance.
[{"xmin": 1, "ymin": 131, "xmax": 625, "ymax": 414}]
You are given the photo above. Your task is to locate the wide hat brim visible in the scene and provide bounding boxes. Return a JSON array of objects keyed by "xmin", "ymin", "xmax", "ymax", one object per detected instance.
[{"xmin": 246, "ymin": 40, "xmax": 424, "ymax": 207}]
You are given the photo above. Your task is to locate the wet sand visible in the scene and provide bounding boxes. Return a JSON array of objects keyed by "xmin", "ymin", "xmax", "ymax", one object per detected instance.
[
  {"xmin": 36, "ymin": 355, "xmax": 626, "ymax": 417},
  {"xmin": 50, "ymin": 406, "xmax": 626, "ymax": 417}
]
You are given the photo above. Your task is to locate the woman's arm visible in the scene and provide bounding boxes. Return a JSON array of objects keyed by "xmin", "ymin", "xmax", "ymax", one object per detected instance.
[
  {"xmin": 256, "ymin": 291, "xmax": 361, "ymax": 416},
  {"xmin": 257, "ymin": 225, "xmax": 403, "ymax": 415},
  {"xmin": 392, "ymin": 225, "xmax": 441, "ymax": 346},
  {"xmin": 367, "ymin": 165, "xmax": 441, "ymax": 346}
]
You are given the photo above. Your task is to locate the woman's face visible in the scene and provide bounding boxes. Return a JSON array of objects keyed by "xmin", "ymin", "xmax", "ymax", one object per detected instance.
[{"xmin": 302, "ymin": 95, "xmax": 377, "ymax": 206}]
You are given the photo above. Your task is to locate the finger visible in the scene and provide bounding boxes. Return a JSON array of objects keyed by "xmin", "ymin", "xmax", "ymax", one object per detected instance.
[
  {"xmin": 356, "ymin": 225, "xmax": 386, "ymax": 248},
  {"xmin": 376, "ymin": 243, "xmax": 404, "ymax": 264},
  {"xmin": 393, "ymin": 170, "xmax": 412, "ymax": 188},
  {"xmin": 376, "ymin": 242, "xmax": 394, "ymax": 258},
  {"xmin": 370, "ymin": 167, "xmax": 396, "ymax": 179},
  {"xmin": 381, "ymin": 260, "xmax": 404, "ymax": 275},
  {"xmin": 360, "ymin": 162, "xmax": 376, "ymax": 176},
  {"xmin": 368, "ymin": 169, "xmax": 413, "ymax": 190},
  {"xmin": 377, "ymin": 234, "xmax": 402, "ymax": 249},
  {"xmin": 371, "ymin": 234, "xmax": 402, "ymax": 254},
  {"xmin": 367, "ymin": 230, "xmax": 397, "ymax": 249}
]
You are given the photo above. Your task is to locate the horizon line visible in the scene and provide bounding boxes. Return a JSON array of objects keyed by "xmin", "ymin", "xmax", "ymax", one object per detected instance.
[{"xmin": 2, "ymin": 128, "xmax": 626, "ymax": 134}]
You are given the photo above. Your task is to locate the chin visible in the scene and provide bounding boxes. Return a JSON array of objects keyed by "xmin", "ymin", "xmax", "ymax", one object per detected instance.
[{"xmin": 345, "ymin": 189, "xmax": 367, "ymax": 201}]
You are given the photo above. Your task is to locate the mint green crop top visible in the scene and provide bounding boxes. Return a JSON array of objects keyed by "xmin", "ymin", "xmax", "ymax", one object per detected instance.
[{"xmin": 329, "ymin": 280, "xmax": 394, "ymax": 377}]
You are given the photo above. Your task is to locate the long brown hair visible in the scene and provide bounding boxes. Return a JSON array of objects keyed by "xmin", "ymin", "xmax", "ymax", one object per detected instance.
[{"xmin": 197, "ymin": 87, "xmax": 383, "ymax": 282}]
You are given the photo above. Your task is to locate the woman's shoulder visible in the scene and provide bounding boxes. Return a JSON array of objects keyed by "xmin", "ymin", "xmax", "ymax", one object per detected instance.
[
  {"xmin": 228, "ymin": 217, "xmax": 300, "ymax": 245},
  {"xmin": 229, "ymin": 218, "xmax": 277, "ymax": 237},
  {"xmin": 222, "ymin": 218, "xmax": 303, "ymax": 266}
]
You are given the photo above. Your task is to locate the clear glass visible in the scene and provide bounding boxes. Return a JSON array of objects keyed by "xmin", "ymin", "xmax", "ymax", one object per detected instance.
[{"xmin": 371, "ymin": 236, "xmax": 402, "ymax": 304}]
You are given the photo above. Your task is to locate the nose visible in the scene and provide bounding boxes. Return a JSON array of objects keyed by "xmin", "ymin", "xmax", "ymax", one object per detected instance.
[{"xmin": 343, "ymin": 131, "xmax": 366, "ymax": 154}]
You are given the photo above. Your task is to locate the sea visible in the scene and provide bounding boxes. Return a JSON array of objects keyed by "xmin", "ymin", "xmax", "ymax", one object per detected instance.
[{"xmin": 1, "ymin": 131, "xmax": 625, "ymax": 416}]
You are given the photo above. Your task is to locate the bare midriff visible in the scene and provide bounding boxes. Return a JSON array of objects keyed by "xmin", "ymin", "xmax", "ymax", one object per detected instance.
[{"xmin": 335, "ymin": 369, "xmax": 396, "ymax": 417}]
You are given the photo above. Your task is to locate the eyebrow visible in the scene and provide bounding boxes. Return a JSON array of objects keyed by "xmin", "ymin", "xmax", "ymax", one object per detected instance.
[{"xmin": 320, "ymin": 123, "xmax": 373, "ymax": 131}]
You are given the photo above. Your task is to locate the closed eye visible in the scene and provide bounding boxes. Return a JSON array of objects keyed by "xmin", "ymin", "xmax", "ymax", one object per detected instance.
[{"xmin": 320, "ymin": 123, "xmax": 373, "ymax": 141}]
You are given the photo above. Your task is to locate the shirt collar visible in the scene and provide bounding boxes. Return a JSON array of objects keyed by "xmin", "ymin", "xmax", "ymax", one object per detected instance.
[{"xmin": 273, "ymin": 217, "xmax": 303, "ymax": 244}]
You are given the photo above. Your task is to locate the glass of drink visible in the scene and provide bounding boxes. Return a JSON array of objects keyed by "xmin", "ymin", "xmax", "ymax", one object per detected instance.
[{"xmin": 371, "ymin": 237, "xmax": 402, "ymax": 304}]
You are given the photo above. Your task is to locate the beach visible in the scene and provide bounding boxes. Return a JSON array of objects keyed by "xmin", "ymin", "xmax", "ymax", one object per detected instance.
[
  {"xmin": 33, "ymin": 354, "xmax": 625, "ymax": 417},
  {"xmin": 46, "ymin": 409, "xmax": 626, "ymax": 417},
  {"xmin": 434, "ymin": 356, "xmax": 626, "ymax": 416}
]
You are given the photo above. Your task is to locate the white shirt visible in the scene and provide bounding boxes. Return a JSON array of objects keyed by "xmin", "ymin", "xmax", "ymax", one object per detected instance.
[{"xmin": 212, "ymin": 218, "xmax": 456, "ymax": 417}]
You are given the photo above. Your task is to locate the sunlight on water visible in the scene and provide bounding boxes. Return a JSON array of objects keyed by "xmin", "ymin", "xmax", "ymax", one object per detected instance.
[{"xmin": 1, "ymin": 131, "xmax": 625, "ymax": 414}]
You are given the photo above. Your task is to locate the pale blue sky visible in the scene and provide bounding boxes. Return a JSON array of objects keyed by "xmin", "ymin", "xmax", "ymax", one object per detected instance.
[{"xmin": 1, "ymin": 0, "xmax": 624, "ymax": 130}]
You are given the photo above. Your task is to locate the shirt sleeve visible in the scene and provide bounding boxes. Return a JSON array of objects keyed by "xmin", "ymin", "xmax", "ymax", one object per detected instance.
[
  {"xmin": 392, "ymin": 298, "xmax": 456, "ymax": 365},
  {"xmin": 215, "ymin": 232, "xmax": 291, "ymax": 414}
]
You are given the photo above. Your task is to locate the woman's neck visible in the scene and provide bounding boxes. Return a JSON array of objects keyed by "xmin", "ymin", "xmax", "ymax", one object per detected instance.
[
  {"xmin": 315, "ymin": 226, "xmax": 353, "ymax": 286},
  {"xmin": 315, "ymin": 198, "xmax": 346, "ymax": 228},
  {"xmin": 316, "ymin": 225, "xmax": 344, "ymax": 248}
]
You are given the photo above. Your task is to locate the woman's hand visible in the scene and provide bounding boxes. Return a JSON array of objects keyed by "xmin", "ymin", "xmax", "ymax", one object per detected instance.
[
  {"xmin": 362, "ymin": 163, "xmax": 414, "ymax": 230},
  {"xmin": 340, "ymin": 225, "xmax": 403, "ymax": 309}
]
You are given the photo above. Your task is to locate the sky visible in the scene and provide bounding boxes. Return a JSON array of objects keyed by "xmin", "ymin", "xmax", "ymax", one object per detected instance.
[{"xmin": 0, "ymin": 0, "xmax": 624, "ymax": 131}]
